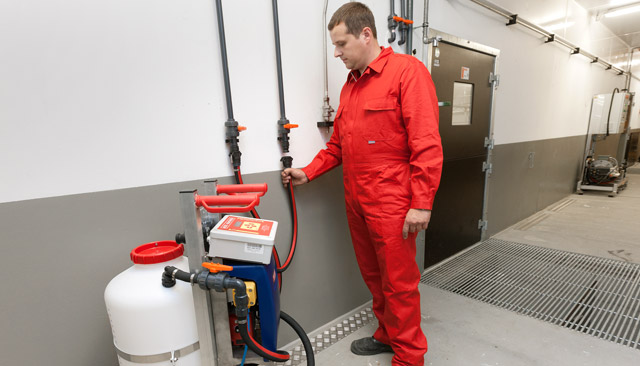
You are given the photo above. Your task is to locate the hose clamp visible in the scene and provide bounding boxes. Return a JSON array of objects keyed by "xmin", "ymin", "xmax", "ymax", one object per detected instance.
[
  {"xmin": 171, "ymin": 268, "xmax": 179, "ymax": 282},
  {"xmin": 114, "ymin": 341, "xmax": 200, "ymax": 364},
  {"xmin": 189, "ymin": 273, "xmax": 196, "ymax": 284}
]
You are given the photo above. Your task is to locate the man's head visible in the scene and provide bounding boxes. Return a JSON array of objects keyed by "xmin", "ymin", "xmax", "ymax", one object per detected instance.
[{"xmin": 328, "ymin": 2, "xmax": 380, "ymax": 73}]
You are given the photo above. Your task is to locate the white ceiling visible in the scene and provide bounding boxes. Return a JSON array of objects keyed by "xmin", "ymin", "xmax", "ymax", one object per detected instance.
[{"xmin": 575, "ymin": 0, "xmax": 640, "ymax": 50}]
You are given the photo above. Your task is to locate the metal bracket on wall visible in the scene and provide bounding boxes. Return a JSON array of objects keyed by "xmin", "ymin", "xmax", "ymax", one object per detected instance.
[
  {"xmin": 489, "ymin": 72, "xmax": 500, "ymax": 88},
  {"xmin": 484, "ymin": 137, "xmax": 495, "ymax": 150},
  {"xmin": 482, "ymin": 161, "xmax": 493, "ymax": 174},
  {"xmin": 478, "ymin": 220, "xmax": 488, "ymax": 231}
]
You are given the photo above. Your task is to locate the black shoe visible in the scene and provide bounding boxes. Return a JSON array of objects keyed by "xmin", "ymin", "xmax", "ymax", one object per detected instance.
[{"xmin": 350, "ymin": 336, "xmax": 393, "ymax": 356}]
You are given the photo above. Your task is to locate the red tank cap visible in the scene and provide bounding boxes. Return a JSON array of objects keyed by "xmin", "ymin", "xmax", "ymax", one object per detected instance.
[{"xmin": 130, "ymin": 241, "xmax": 184, "ymax": 264}]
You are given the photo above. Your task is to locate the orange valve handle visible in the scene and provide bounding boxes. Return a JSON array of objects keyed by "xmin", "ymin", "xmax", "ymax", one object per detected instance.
[
  {"xmin": 202, "ymin": 262, "xmax": 234, "ymax": 273},
  {"xmin": 393, "ymin": 16, "xmax": 414, "ymax": 24},
  {"xmin": 195, "ymin": 193, "xmax": 261, "ymax": 213},
  {"xmin": 238, "ymin": 126, "xmax": 247, "ymax": 132},
  {"xmin": 283, "ymin": 124, "xmax": 298, "ymax": 129},
  {"xmin": 217, "ymin": 183, "xmax": 268, "ymax": 197}
]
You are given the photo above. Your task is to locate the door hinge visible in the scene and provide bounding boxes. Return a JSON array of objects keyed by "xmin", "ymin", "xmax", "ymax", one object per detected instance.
[
  {"xmin": 482, "ymin": 161, "xmax": 492, "ymax": 174},
  {"xmin": 478, "ymin": 220, "xmax": 488, "ymax": 231},
  {"xmin": 484, "ymin": 137, "xmax": 494, "ymax": 150},
  {"xmin": 489, "ymin": 72, "xmax": 500, "ymax": 87}
]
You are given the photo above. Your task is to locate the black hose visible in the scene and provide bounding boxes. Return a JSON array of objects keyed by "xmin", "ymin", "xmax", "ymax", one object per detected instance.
[
  {"xmin": 162, "ymin": 266, "xmax": 194, "ymax": 288},
  {"xmin": 605, "ymin": 87, "xmax": 620, "ymax": 137},
  {"xmin": 280, "ymin": 311, "xmax": 315, "ymax": 365}
]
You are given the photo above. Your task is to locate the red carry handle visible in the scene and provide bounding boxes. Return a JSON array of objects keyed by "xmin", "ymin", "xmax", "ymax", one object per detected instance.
[
  {"xmin": 216, "ymin": 183, "xmax": 268, "ymax": 197},
  {"xmin": 195, "ymin": 194, "xmax": 260, "ymax": 213}
]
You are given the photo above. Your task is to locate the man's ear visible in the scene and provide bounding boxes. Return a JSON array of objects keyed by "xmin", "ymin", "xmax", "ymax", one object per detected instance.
[{"xmin": 360, "ymin": 27, "xmax": 373, "ymax": 43}]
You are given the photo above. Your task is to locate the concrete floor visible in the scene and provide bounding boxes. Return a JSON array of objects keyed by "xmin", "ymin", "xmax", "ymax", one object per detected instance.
[{"xmin": 300, "ymin": 173, "xmax": 640, "ymax": 366}]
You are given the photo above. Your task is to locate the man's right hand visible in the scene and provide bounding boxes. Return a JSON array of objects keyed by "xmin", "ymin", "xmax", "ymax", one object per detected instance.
[{"xmin": 281, "ymin": 168, "xmax": 309, "ymax": 187}]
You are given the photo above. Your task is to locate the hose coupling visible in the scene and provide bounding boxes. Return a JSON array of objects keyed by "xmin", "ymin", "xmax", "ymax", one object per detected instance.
[
  {"xmin": 162, "ymin": 266, "xmax": 197, "ymax": 288},
  {"xmin": 281, "ymin": 156, "xmax": 293, "ymax": 169}
]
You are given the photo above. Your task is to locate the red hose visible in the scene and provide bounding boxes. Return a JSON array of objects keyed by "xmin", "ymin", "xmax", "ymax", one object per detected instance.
[
  {"xmin": 240, "ymin": 322, "xmax": 290, "ymax": 362},
  {"xmin": 277, "ymin": 183, "xmax": 298, "ymax": 272},
  {"xmin": 236, "ymin": 168, "xmax": 283, "ymax": 290}
]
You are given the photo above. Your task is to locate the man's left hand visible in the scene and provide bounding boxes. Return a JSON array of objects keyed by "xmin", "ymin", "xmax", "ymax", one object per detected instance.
[{"xmin": 402, "ymin": 209, "xmax": 432, "ymax": 239}]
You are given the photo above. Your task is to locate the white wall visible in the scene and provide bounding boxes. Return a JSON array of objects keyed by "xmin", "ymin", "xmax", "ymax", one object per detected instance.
[
  {"xmin": 420, "ymin": 0, "xmax": 632, "ymax": 146},
  {"xmin": 0, "ymin": 0, "xmax": 331, "ymax": 203},
  {"xmin": 1, "ymin": 0, "xmax": 635, "ymax": 204}
]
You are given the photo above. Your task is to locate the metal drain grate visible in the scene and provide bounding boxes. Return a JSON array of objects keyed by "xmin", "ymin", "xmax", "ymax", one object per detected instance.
[{"xmin": 421, "ymin": 239, "xmax": 640, "ymax": 350}]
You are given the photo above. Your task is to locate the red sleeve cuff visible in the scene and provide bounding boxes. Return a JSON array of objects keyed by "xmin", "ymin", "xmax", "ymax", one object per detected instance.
[{"xmin": 411, "ymin": 199, "xmax": 433, "ymax": 211}]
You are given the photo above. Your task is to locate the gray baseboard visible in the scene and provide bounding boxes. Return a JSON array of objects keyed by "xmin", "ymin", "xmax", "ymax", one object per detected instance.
[{"xmin": 486, "ymin": 135, "xmax": 586, "ymax": 237}]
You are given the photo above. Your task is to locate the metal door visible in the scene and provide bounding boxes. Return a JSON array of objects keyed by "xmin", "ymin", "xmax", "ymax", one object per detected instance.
[{"xmin": 424, "ymin": 33, "xmax": 499, "ymax": 267}]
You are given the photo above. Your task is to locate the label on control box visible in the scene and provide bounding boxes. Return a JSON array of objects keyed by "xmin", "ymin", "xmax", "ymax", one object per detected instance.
[
  {"xmin": 217, "ymin": 215, "xmax": 274, "ymax": 237},
  {"xmin": 245, "ymin": 243, "xmax": 265, "ymax": 255}
]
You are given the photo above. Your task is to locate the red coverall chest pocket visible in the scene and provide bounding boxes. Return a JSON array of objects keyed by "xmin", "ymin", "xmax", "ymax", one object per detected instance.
[{"xmin": 361, "ymin": 97, "xmax": 398, "ymax": 141}]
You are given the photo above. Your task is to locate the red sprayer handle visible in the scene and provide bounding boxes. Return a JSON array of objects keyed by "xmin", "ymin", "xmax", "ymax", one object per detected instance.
[
  {"xmin": 194, "ymin": 183, "xmax": 268, "ymax": 213},
  {"xmin": 216, "ymin": 183, "xmax": 267, "ymax": 197},
  {"xmin": 195, "ymin": 194, "xmax": 259, "ymax": 213}
]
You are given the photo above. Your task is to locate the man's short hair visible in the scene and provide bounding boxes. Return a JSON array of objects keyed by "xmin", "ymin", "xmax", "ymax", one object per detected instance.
[{"xmin": 328, "ymin": 2, "xmax": 377, "ymax": 39}]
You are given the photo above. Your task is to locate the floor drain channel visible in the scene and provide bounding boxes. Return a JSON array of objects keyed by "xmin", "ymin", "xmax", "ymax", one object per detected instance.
[
  {"xmin": 421, "ymin": 239, "xmax": 640, "ymax": 350},
  {"xmin": 266, "ymin": 306, "xmax": 376, "ymax": 366}
]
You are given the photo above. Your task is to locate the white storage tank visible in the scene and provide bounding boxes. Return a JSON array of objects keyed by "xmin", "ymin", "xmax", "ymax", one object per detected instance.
[{"xmin": 105, "ymin": 241, "xmax": 200, "ymax": 366}]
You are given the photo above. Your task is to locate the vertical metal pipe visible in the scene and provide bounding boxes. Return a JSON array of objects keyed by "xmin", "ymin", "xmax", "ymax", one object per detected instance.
[
  {"xmin": 215, "ymin": 0, "xmax": 234, "ymax": 121},
  {"xmin": 321, "ymin": 0, "xmax": 334, "ymax": 125},
  {"xmin": 422, "ymin": 0, "xmax": 429, "ymax": 44},
  {"xmin": 272, "ymin": 0, "xmax": 287, "ymax": 120},
  {"xmin": 179, "ymin": 191, "xmax": 218, "ymax": 366},
  {"xmin": 388, "ymin": 0, "xmax": 398, "ymax": 44},
  {"xmin": 625, "ymin": 47, "xmax": 639, "ymax": 91},
  {"xmin": 215, "ymin": 0, "xmax": 241, "ymax": 168},
  {"xmin": 398, "ymin": 0, "xmax": 406, "ymax": 46},
  {"xmin": 406, "ymin": 0, "xmax": 413, "ymax": 54},
  {"xmin": 323, "ymin": 0, "xmax": 329, "ymax": 102}
]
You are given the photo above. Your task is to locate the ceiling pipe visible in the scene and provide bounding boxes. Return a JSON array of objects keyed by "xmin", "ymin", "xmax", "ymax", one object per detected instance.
[{"xmin": 469, "ymin": 0, "xmax": 628, "ymax": 76}]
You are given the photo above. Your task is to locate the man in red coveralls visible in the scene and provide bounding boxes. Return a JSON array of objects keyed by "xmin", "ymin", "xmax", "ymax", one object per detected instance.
[{"xmin": 282, "ymin": 3, "xmax": 442, "ymax": 365}]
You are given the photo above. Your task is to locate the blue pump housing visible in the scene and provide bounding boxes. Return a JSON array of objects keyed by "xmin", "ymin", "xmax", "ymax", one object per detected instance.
[{"xmin": 226, "ymin": 255, "xmax": 280, "ymax": 353}]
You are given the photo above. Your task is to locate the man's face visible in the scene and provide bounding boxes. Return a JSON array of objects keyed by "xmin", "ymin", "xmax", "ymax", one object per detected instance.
[{"xmin": 330, "ymin": 22, "xmax": 367, "ymax": 71}]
